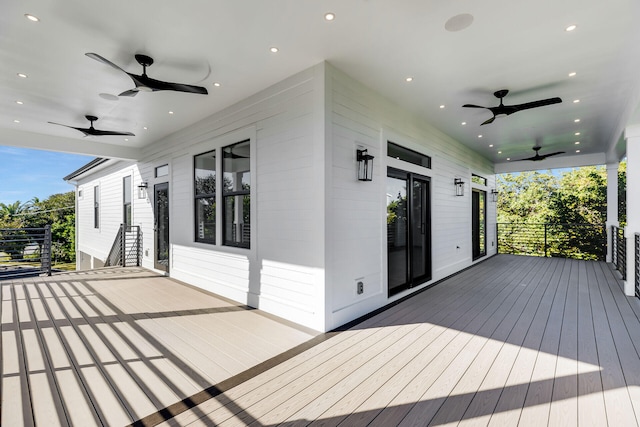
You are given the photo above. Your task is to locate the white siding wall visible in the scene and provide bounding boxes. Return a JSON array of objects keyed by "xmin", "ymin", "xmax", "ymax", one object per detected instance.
[
  {"xmin": 325, "ymin": 64, "xmax": 496, "ymax": 329},
  {"xmin": 76, "ymin": 162, "xmax": 140, "ymax": 267},
  {"xmin": 75, "ymin": 64, "xmax": 327, "ymax": 330}
]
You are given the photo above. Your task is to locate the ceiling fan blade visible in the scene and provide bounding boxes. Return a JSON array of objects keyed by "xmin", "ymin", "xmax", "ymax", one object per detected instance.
[
  {"xmin": 137, "ymin": 75, "xmax": 208, "ymax": 94},
  {"xmin": 510, "ymin": 97, "xmax": 562, "ymax": 112},
  {"xmin": 89, "ymin": 129, "xmax": 135, "ymax": 137},
  {"xmin": 118, "ymin": 89, "xmax": 139, "ymax": 97},
  {"xmin": 85, "ymin": 53, "xmax": 128, "ymax": 74},
  {"xmin": 49, "ymin": 122, "xmax": 92, "ymax": 136},
  {"xmin": 480, "ymin": 116, "xmax": 495, "ymax": 126},
  {"xmin": 462, "ymin": 104, "xmax": 487, "ymax": 109},
  {"xmin": 539, "ymin": 151, "xmax": 565, "ymax": 159}
]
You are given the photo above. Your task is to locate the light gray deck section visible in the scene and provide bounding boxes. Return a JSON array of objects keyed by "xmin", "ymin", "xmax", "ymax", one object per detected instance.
[
  {"xmin": 161, "ymin": 255, "xmax": 640, "ymax": 427},
  {"xmin": 0, "ymin": 267, "xmax": 317, "ymax": 427}
]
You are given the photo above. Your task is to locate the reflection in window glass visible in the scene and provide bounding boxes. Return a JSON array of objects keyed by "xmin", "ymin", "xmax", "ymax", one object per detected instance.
[
  {"xmin": 194, "ymin": 150, "xmax": 216, "ymax": 243},
  {"xmin": 223, "ymin": 140, "xmax": 250, "ymax": 248}
]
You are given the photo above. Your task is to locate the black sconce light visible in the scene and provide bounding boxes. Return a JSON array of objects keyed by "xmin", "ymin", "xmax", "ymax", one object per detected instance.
[
  {"xmin": 491, "ymin": 188, "xmax": 499, "ymax": 202},
  {"xmin": 357, "ymin": 149, "xmax": 374, "ymax": 181},
  {"xmin": 454, "ymin": 178, "xmax": 465, "ymax": 196},
  {"xmin": 138, "ymin": 181, "xmax": 148, "ymax": 199}
]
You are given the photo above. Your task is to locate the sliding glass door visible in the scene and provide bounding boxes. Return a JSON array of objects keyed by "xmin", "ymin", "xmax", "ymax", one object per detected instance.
[
  {"xmin": 387, "ymin": 168, "xmax": 431, "ymax": 296},
  {"xmin": 472, "ymin": 189, "xmax": 486, "ymax": 260}
]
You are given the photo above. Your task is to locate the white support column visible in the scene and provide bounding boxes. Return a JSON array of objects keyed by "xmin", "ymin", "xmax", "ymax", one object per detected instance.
[
  {"xmin": 624, "ymin": 125, "xmax": 640, "ymax": 296},
  {"xmin": 605, "ymin": 162, "xmax": 619, "ymax": 262}
]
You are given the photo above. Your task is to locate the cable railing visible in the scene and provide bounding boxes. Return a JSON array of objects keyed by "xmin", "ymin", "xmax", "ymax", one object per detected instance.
[
  {"xmin": 635, "ymin": 233, "xmax": 639, "ymax": 299},
  {"xmin": 0, "ymin": 225, "xmax": 52, "ymax": 279},
  {"xmin": 612, "ymin": 225, "xmax": 626, "ymax": 280},
  {"xmin": 105, "ymin": 224, "xmax": 141, "ymax": 267},
  {"xmin": 497, "ymin": 223, "xmax": 606, "ymax": 261}
]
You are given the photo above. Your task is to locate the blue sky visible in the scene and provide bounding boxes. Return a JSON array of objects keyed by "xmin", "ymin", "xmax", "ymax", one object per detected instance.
[{"xmin": 0, "ymin": 147, "xmax": 94, "ymax": 205}]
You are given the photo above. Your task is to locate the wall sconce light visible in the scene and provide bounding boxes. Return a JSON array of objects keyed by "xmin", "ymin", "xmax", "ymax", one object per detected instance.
[
  {"xmin": 138, "ymin": 181, "xmax": 148, "ymax": 199},
  {"xmin": 454, "ymin": 178, "xmax": 465, "ymax": 196},
  {"xmin": 357, "ymin": 149, "xmax": 375, "ymax": 181},
  {"xmin": 491, "ymin": 188, "xmax": 499, "ymax": 202}
]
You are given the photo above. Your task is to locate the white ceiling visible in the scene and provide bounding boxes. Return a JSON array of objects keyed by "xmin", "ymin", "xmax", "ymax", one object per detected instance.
[{"xmin": 2, "ymin": 0, "xmax": 640, "ymax": 168}]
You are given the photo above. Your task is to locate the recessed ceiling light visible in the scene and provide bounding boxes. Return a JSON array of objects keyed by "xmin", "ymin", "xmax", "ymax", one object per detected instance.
[
  {"xmin": 498, "ymin": 151, "xmax": 502, "ymax": 154},
  {"xmin": 575, "ymin": 132, "xmax": 580, "ymax": 136},
  {"xmin": 16, "ymin": 100, "xmax": 23, "ymax": 105},
  {"xmin": 24, "ymin": 14, "xmax": 39, "ymax": 22},
  {"xmin": 439, "ymin": 105, "xmax": 445, "ymax": 109},
  {"xmin": 168, "ymin": 111, "xmax": 174, "ymax": 115},
  {"xmin": 565, "ymin": 24, "xmax": 577, "ymax": 32},
  {"xmin": 124, "ymin": 138, "xmax": 129, "ymax": 142},
  {"xmin": 213, "ymin": 82, "xmax": 221, "ymax": 87},
  {"xmin": 17, "ymin": 73, "xmax": 27, "ymax": 78},
  {"xmin": 489, "ymin": 144, "xmax": 494, "ymax": 148},
  {"xmin": 13, "ymin": 119, "xmax": 20, "ymax": 123},
  {"xmin": 143, "ymin": 126, "xmax": 148, "ymax": 130},
  {"xmin": 573, "ymin": 99, "xmax": 580, "ymax": 103},
  {"xmin": 270, "ymin": 47, "xmax": 279, "ymax": 53},
  {"xmin": 568, "ymin": 72, "xmax": 577, "ymax": 77},
  {"xmin": 574, "ymin": 118, "xmax": 581, "ymax": 122},
  {"xmin": 461, "ymin": 122, "xmax": 466, "ymax": 126},
  {"xmin": 507, "ymin": 158, "xmax": 511, "ymax": 161},
  {"xmin": 478, "ymin": 135, "xmax": 483, "ymax": 138},
  {"xmin": 405, "ymin": 77, "xmax": 413, "ymax": 82},
  {"xmin": 324, "ymin": 12, "xmax": 335, "ymax": 21},
  {"xmin": 575, "ymin": 141, "xmax": 580, "ymax": 145},
  {"xmin": 576, "ymin": 149, "xmax": 581, "ymax": 153}
]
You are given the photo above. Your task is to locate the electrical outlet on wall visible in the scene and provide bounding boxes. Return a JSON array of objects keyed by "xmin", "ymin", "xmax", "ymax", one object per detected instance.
[{"xmin": 356, "ymin": 278, "xmax": 364, "ymax": 295}]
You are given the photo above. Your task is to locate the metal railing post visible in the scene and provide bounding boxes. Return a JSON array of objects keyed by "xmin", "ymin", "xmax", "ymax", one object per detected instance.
[
  {"xmin": 120, "ymin": 223, "xmax": 126, "ymax": 267},
  {"xmin": 43, "ymin": 224, "xmax": 52, "ymax": 276},
  {"xmin": 544, "ymin": 224, "xmax": 548, "ymax": 257}
]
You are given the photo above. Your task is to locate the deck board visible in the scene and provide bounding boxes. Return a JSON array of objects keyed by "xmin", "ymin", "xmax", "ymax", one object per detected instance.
[
  {"xmin": 0, "ymin": 267, "xmax": 317, "ymax": 426},
  {"xmin": 3, "ymin": 256, "xmax": 640, "ymax": 426}
]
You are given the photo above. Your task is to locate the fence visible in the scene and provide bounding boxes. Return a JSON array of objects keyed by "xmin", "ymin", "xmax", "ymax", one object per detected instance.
[
  {"xmin": 105, "ymin": 224, "xmax": 141, "ymax": 267},
  {"xmin": 497, "ymin": 223, "xmax": 606, "ymax": 261},
  {"xmin": 0, "ymin": 225, "xmax": 51, "ymax": 279}
]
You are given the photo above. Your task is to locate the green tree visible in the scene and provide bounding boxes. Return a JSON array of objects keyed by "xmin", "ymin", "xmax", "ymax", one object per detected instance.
[{"xmin": 497, "ymin": 171, "xmax": 556, "ymax": 224}]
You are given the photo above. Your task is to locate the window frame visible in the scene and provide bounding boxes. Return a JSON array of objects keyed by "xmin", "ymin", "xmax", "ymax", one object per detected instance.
[
  {"xmin": 194, "ymin": 149, "xmax": 217, "ymax": 244},
  {"xmin": 222, "ymin": 139, "xmax": 251, "ymax": 249},
  {"xmin": 123, "ymin": 175, "xmax": 132, "ymax": 227},
  {"xmin": 93, "ymin": 185, "xmax": 100, "ymax": 229}
]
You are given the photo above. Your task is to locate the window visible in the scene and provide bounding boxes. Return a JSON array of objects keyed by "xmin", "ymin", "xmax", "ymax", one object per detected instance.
[
  {"xmin": 155, "ymin": 164, "xmax": 169, "ymax": 178},
  {"xmin": 223, "ymin": 140, "xmax": 250, "ymax": 248},
  {"xmin": 472, "ymin": 174, "xmax": 487, "ymax": 186},
  {"xmin": 387, "ymin": 141, "xmax": 431, "ymax": 168},
  {"xmin": 93, "ymin": 186, "xmax": 100, "ymax": 228},
  {"xmin": 194, "ymin": 150, "xmax": 216, "ymax": 243},
  {"xmin": 123, "ymin": 176, "xmax": 132, "ymax": 227}
]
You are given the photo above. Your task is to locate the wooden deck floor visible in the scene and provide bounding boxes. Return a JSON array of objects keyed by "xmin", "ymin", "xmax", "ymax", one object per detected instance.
[
  {"xmin": 0, "ymin": 267, "xmax": 317, "ymax": 427},
  {"xmin": 156, "ymin": 255, "xmax": 640, "ymax": 427}
]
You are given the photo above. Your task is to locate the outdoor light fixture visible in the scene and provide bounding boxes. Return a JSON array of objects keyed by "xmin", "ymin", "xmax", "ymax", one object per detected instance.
[
  {"xmin": 491, "ymin": 188, "xmax": 499, "ymax": 202},
  {"xmin": 138, "ymin": 182, "xmax": 148, "ymax": 199},
  {"xmin": 357, "ymin": 148, "xmax": 374, "ymax": 181},
  {"xmin": 454, "ymin": 178, "xmax": 465, "ymax": 196}
]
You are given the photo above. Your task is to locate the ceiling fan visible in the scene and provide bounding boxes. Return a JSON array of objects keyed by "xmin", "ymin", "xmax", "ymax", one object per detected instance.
[
  {"xmin": 463, "ymin": 89, "xmax": 562, "ymax": 125},
  {"xmin": 518, "ymin": 146, "xmax": 565, "ymax": 161},
  {"xmin": 86, "ymin": 53, "xmax": 208, "ymax": 97},
  {"xmin": 49, "ymin": 115, "xmax": 135, "ymax": 137}
]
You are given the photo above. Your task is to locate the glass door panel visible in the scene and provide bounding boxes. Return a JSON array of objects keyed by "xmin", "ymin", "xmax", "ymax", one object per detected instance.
[
  {"xmin": 387, "ymin": 175, "xmax": 408, "ymax": 294},
  {"xmin": 387, "ymin": 168, "xmax": 431, "ymax": 296},
  {"xmin": 472, "ymin": 190, "xmax": 486, "ymax": 260},
  {"xmin": 154, "ymin": 183, "xmax": 169, "ymax": 272}
]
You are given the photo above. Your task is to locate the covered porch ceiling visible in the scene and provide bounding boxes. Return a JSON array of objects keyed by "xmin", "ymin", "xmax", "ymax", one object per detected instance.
[{"xmin": 2, "ymin": 0, "xmax": 640, "ymax": 170}]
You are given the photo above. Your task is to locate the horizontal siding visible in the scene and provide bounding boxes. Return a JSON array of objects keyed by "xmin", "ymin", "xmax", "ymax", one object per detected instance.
[
  {"xmin": 74, "ymin": 64, "xmax": 325, "ymax": 331},
  {"xmin": 326, "ymin": 63, "xmax": 496, "ymax": 329}
]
